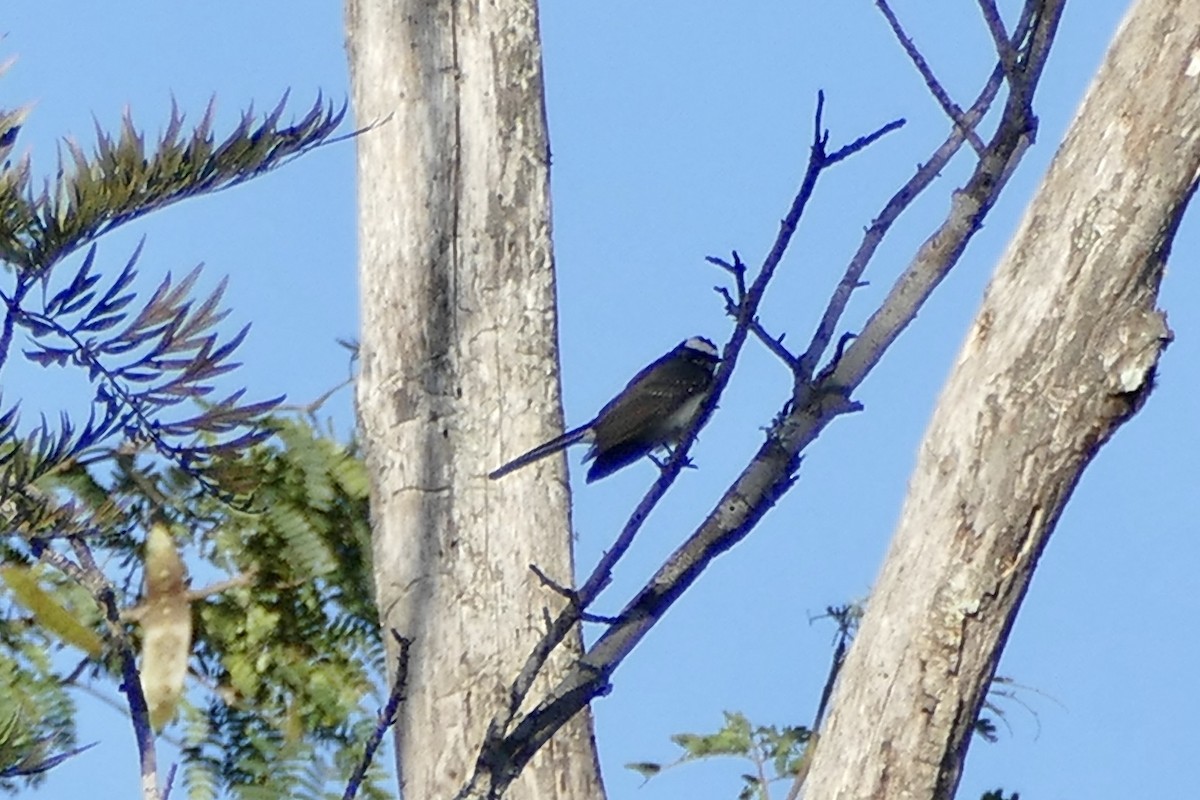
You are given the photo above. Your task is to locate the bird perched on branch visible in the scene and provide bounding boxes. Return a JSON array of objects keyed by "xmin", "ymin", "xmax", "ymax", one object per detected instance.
[{"xmin": 489, "ymin": 336, "xmax": 721, "ymax": 483}]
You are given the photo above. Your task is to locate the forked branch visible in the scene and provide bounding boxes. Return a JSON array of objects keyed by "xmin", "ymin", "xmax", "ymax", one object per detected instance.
[
  {"xmin": 460, "ymin": 2, "xmax": 1064, "ymax": 798},
  {"xmin": 461, "ymin": 97, "xmax": 904, "ymax": 800}
]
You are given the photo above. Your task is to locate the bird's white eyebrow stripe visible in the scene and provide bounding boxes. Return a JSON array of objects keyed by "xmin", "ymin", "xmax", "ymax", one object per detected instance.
[{"xmin": 683, "ymin": 336, "xmax": 719, "ymax": 358}]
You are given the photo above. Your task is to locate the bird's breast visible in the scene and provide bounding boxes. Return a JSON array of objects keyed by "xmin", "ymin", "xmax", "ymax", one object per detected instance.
[{"xmin": 659, "ymin": 392, "xmax": 707, "ymax": 440}]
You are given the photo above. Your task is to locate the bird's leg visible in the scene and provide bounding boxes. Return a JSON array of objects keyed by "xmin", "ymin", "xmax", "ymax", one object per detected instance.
[{"xmin": 650, "ymin": 446, "xmax": 697, "ymax": 472}]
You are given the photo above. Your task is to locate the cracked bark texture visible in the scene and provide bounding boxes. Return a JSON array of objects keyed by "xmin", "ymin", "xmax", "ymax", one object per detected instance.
[
  {"xmin": 345, "ymin": 2, "xmax": 604, "ymax": 798},
  {"xmin": 803, "ymin": 1, "xmax": 1198, "ymax": 797}
]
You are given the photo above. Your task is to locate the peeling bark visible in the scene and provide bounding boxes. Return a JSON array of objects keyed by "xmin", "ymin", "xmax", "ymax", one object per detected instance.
[
  {"xmin": 345, "ymin": 2, "xmax": 604, "ymax": 798},
  {"xmin": 803, "ymin": 1, "xmax": 1199, "ymax": 797}
]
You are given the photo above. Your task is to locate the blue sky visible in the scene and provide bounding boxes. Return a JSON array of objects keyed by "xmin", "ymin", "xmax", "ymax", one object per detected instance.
[{"xmin": 6, "ymin": 1, "xmax": 1197, "ymax": 798}]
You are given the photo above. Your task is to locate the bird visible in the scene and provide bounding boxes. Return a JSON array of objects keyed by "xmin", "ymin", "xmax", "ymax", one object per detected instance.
[{"xmin": 489, "ymin": 336, "xmax": 721, "ymax": 483}]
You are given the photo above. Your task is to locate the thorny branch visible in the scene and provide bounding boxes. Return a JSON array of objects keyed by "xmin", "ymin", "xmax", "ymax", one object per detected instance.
[{"xmin": 460, "ymin": 2, "xmax": 1064, "ymax": 798}]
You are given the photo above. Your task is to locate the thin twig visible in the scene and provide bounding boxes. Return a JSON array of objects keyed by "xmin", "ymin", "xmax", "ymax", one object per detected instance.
[
  {"xmin": 799, "ymin": 58, "xmax": 1005, "ymax": 378},
  {"xmin": 277, "ymin": 376, "xmax": 354, "ymax": 422},
  {"xmin": 707, "ymin": 251, "xmax": 748, "ymax": 302},
  {"xmin": 184, "ymin": 572, "xmax": 252, "ymax": 602},
  {"xmin": 0, "ymin": 741, "xmax": 98, "ymax": 779},
  {"xmin": 161, "ymin": 764, "xmax": 179, "ymax": 800},
  {"xmin": 528, "ymin": 563, "xmax": 575, "ymax": 600},
  {"xmin": 461, "ymin": 95, "xmax": 903, "ymax": 800},
  {"xmin": 751, "ymin": 741, "xmax": 773, "ymax": 800},
  {"xmin": 750, "ymin": 321, "xmax": 803, "ymax": 374},
  {"xmin": 123, "ymin": 571, "xmax": 258, "ymax": 623},
  {"xmin": 784, "ymin": 606, "xmax": 855, "ymax": 800},
  {"xmin": 713, "ymin": 279, "xmax": 803, "ymax": 374},
  {"xmin": 817, "ymin": 333, "xmax": 858, "ymax": 381},
  {"xmin": 58, "ymin": 677, "xmax": 181, "ymax": 750},
  {"xmin": 975, "ymin": 0, "xmax": 1019, "ymax": 75},
  {"xmin": 343, "ymin": 632, "xmax": 412, "ymax": 800},
  {"xmin": 876, "ymin": 0, "xmax": 987, "ymax": 155},
  {"xmin": 746, "ymin": 320, "xmax": 800, "ymax": 373},
  {"xmin": 38, "ymin": 537, "xmax": 161, "ymax": 800},
  {"xmin": 714, "ymin": 284, "xmax": 738, "ymax": 316},
  {"xmin": 812, "ymin": 611, "xmax": 854, "ymax": 731},
  {"xmin": 824, "ymin": 119, "xmax": 906, "ymax": 166}
]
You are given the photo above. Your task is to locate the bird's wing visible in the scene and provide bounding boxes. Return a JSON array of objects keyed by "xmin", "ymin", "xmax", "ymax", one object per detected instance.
[
  {"xmin": 588, "ymin": 359, "xmax": 713, "ymax": 449},
  {"xmin": 586, "ymin": 440, "xmax": 653, "ymax": 482}
]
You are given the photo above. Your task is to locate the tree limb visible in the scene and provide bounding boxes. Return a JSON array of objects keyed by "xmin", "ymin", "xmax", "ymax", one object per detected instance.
[
  {"xmin": 804, "ymin": 0, "xmax": 1192, "ymax": 796},
  {"xmin": 461, "ymin": 2, "xmax": 1064, "ymax": 797}
]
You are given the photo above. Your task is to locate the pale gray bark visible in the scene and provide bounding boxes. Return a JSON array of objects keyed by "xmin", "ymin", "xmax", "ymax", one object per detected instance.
[
  {"xmin": 803, "ymin": 1, "xmax": 1198, "ymax": 797},
  {"xmin": 345, "ymin": 2, "xmax": 603, "ymax": 799}
]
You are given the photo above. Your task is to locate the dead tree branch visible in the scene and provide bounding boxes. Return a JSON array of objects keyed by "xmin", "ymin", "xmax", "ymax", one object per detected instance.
[
  {"xmin": 805, "ymin": 0, "xmax": 1192, "ymax": 794},
  {"xmin": 459, "ymin": 2, "xmax": 1064, "ymax": 798},
  {"xmin": 343, "ymin": 632, "xmax": 412, "ymax": 800},
  {"xmin": 875, "ymin": 0, "xmax": 988, "ymax": 154}
]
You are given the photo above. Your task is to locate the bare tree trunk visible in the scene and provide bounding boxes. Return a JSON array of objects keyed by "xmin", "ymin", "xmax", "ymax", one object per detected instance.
[
  {"xmin": 345, "ymin": 2, "xmax": 604, "ymax": 799},
  {"xmin": 803, "ymin": 1, "xmax": 1197, "ymax": 797}
]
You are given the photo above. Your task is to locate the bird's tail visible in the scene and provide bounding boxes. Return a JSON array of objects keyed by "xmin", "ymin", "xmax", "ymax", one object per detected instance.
[{"xmin": 488, "ymin": 425, "xmax": 591, "ymax": 480}]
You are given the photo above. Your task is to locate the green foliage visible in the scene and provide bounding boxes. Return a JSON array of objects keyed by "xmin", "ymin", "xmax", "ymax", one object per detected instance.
[
  {"xmin": 629, "ymin": 711, "xmax": 811, "ymax": 800},
  {"xmin": 3, "ymin": 415, "xmax": 390, "ymax": 798},
  {"xmin": 0, "ymin": 90, "xmax": 345, "ymax": 269},
  {"xmin": 634, "ymin": 602, "xmax": 1024, "ymax": 800},
  {"xmin": 180, "ymin": 418, "xmax": 387, "ymax": 798},
  {"xmin": 0, "ymin": 83, "xmax": 345, "ymax": 530},
  {"xmin": 1, "ymin": 74, "xmax": 392, "ymax": 798},
  {"xmin": 638, "ymin": 702, "xmax": 1023, "ymax": 800},
  {"xmin": 0, "ymin": 618, "xmax": 80, "ymax": 790}
]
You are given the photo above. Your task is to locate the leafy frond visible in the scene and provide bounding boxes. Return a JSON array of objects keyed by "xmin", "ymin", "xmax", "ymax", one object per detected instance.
[
  {"xmin": 0, "ymin": 614, "xmax": 80, "ymax": 793},
  {"xmin": 5, "ymin": 414, "xmax": 383, "ymax": 795},
  {"xmin": 0, "ymin": 104, "xmax": 34, "ymax": 265},
  {"xmin": 632, "ymin": 712, "xmax": 812, "ymax": 799},
  {"xmin": 9, "ymin": 93, "xmax": 346, "ymax": 270},
  {"xmin": 2, "ymin": 239, "xmax": 283, "ymax": 517},
  {"xmin": 1, "ymin": 82, "xmax": 378, "ymax": 797},
  {"xmin": 1, "ymin": 92, "xmax": 345, "ymax": 519}
]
